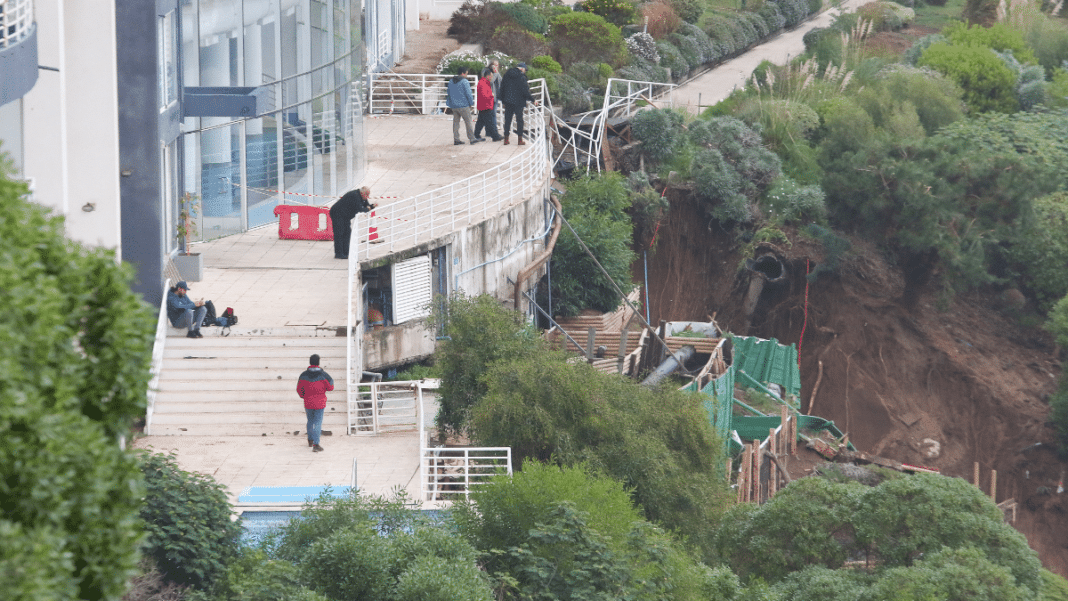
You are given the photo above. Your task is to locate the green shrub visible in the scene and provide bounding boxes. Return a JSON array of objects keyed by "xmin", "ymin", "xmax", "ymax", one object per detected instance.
[
  {"xmin": 580, "ymin": 0, "xmax": 638, "ymax": 26},
  {"xmin": 465, "ymin": 350, "xmax": 734, "ymax": 561},
  {"xmin": 486, "ymin": 27, "xmax": 550, "ymax": 60},
  {"xmin": 632, "ymin": 107, "xmax": 685, "ymax": 162},
  {"xmin": 701, "ymin": 14, "xmax": 739, "ymax": 57},
  {"xmin": 657, "ymin": 40, "xmax": 690, "ymax": 77},
  {"xmin": 679, "ymin": 22, "xmax": 716, "ymax": 63},
  {"xmin": 944, "ymin": 21, "xmax": 1037, "ymax": 64},
  {"xmin": 498, "ymin": 1, "xmax": 549, "ymax": 33},
  {"xmin": 300, "ymin": 526, "xmax": 395, "ymax": 601},
  {"xmin": 554, "ymin": 72, "xmax": 592, "ymax": 114},
  {"xmin": 394, "ymin": 556, "xmax": 493, "ymax": 601},
  {"xmin": 668, "ymin": 33, "xmax": 702, "ymax": 70},
  {"xmin": 1005, "ymin": 194, "xmax": 1068, "ymax": 310},
  {"xmin": 431, "ymin": 293, "xmax": 545, "ymax": 438},
  {"xmin": 548, "ymin": 172, "xmax": 637, "ymax": 316},
  {"xmin": 140, "ymin": 452, "xmax": 243, "ymax": 592},
  {"xmin": 1042, "ymin": 567, "xmax": 1068, "ymax": 600},
  {"xmin": 1048, "ymin": 294, "xmax": 1068, "ymax": 349},
  {"xmin": 448, "ymin": 0, "xmax": 514, "ymax": 43},
  {"xmin": 762, "ymin": 2, "xmax": 788, "ymax": 33},
  {"xmin": 550, "ymin": 11, "xmax": 628, "ymax": 67},
  {"xmin": 763, "ymin": 176, "xmax": 827, "ymax": 224},
  {"xmin": 0, "ymin": 161, "xmax": 155, "ymax": 600},
  {"xmin": 567, "ymin": 61, "xmax": 611, "ymax": 87},
  {"xmin": 775, "ymin": 0, "xmax": 809, "ymax": 27},
  {"xmin": 670, "ymin": 0, "xmax": 702, "ymax": 23},
  {"xmin": 531, "ymin": 54, "xmax": 563, "ymax": 72},
  {"xmin": 211, "ymin": 549, "xmax": 329, "ymax": 601}
]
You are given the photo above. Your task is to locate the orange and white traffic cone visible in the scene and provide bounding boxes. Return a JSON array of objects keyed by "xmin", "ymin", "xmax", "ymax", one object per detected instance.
[{"xmin": 368, "ymin": 210, "xmax": 383, "ymax": 243}]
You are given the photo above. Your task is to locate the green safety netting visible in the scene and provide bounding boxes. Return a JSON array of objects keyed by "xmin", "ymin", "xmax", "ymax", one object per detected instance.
[
  {"xmin": 683, "ymin": 363, "xmax": 735, "ymax": 444},
  {"xmin": 732, "ymin": 336, "xmax": 801, "ymax": 400}
]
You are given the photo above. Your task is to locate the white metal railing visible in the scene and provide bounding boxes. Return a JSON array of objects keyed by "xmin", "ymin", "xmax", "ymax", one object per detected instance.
[
  {"xmin": 547, "ymin": 78, "xmax": 676, "ymax": 174},
  {"xmin": 350, "ymin": 79, "xmax": 548, "ymax": 261},
  {"xmin": 368, "ymin": 72, "xmax": 478, "ymax": 115},
  {"xmin": 422, "ymin": 447, "xmax": 512, "ymax": 502},
  {"xmin": 0, "ymin": 0, "xmax": 34, "ymax": 49},
  {"xmin": 418, "ymin": 382, "xmax": 511, "ymax": 503},
  {"xmin": 347, "ymin": 380, "xmax": 424, "ymax": 435},
  {"xmin": 145, "ymin": 279, "xmax": 174, "ymax": 435}
]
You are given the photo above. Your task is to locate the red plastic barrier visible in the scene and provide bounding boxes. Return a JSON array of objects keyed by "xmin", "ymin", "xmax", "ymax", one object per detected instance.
[{"xmin": 273, "ymin": 205, "xmax": 333, "ymax": 240}]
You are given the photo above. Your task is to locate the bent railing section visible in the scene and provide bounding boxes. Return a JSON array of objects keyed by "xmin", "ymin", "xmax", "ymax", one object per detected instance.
[
  {"xmin": 145, "ymin": 278, "xmax": 174, "ymax": 435},
  {"xmin": 347, "ymin": 380, "xmax": 424, "ymax": 435},
  {"xmin": 547, "ymin": 78, "xmax": 676, "ymax": 174}
]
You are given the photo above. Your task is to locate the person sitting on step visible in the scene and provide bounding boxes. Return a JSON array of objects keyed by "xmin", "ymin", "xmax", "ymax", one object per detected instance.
[{"xmin": 166, "ymin": 280, "xmax": 206, "ymax": 338}]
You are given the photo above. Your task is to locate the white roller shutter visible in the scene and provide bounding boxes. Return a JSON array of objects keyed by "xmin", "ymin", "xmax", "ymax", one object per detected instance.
[{"xmin": 392, "ymin": 255, "xmax": 432, "ymax": 324}]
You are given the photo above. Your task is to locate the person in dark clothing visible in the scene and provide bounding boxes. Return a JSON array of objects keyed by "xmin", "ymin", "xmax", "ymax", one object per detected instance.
[
  {"xmin": 329, "ymin": 187, "xmax": 376, "ymax": 259},
  {"xmin": 296, "ymin": 354, "xmax": 334, "ymax": 452},
  {"xmin": 498, "ymin": 62, "xmax": 539, "ymax": 146},
  {"xmin": 166, "ymin": 280, "xmax": 206, "ymax": 338}
]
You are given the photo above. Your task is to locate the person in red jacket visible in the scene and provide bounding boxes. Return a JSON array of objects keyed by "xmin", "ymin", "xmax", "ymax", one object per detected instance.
[
  {"xmin": 296, "ymin": 354, "xmax": 334, "ymax": 452},
  {"xmin": 474, "ymin": 67, "xmax": 503, "ymax": 142}
]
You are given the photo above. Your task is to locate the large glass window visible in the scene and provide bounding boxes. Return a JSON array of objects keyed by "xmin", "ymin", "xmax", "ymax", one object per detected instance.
[
  {"xmin": 158, "ymin": 10, "xmax": 179, "ymax": 110},
  {"xmin": 178, "ymin": 0, "xmax": 367, "ymax": 241}
]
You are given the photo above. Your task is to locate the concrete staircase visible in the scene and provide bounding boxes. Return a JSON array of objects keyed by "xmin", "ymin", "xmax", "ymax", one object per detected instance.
[{"xmin": 150, "ymin": 328, "xmax": 349, "ymax": 437}]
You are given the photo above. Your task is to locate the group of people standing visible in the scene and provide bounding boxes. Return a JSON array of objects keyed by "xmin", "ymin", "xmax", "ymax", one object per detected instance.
[{"xmin": 446, "ymin": 60, "xmax": 540, "ymax": 146}]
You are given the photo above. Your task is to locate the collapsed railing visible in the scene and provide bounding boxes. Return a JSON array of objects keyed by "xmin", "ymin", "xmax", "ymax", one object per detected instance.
[{"xmin": 545, "ymin": 78, "xmax": 677, "ymax": 175}]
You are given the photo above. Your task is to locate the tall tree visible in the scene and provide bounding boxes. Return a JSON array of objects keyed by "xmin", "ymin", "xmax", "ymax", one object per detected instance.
[{"xmin": 0, "ymin": 166, "xmax": 155, "ymax": 599}]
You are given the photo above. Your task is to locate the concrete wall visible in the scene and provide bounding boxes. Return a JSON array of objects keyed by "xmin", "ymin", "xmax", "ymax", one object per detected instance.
[
  {"xmin": 19, "ymin": 0, "xmax": 123, "ymax": 251},
  {"xmin": 362, "ymin": 185, "xmax": 550, "ymax": 370}
]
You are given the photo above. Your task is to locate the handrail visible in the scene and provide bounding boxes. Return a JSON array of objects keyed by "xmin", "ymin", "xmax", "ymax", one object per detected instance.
[
  {"xmin": 145, "ymin": 278, "xmax": 174, "ymax": 435},
  {"xmin": 368, "ymin": 72, "xmax": 479, "ymax": 115}
]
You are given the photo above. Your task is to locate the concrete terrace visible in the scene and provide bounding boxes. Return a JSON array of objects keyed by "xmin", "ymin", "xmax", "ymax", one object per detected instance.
[
  {"xmin": 133, "ymin": 2, "xmax": 871, "ymax": 505},
  {"xmin": 133, "ymin": 114, "xmax": 527, "ymax": 505}
]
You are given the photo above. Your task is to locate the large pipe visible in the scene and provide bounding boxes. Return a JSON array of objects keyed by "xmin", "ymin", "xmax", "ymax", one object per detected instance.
[
  {"xmin": 641, "ymin": 345, "xmax": 696, "ymax": 387},
  {"xmin": 514, "ymin": 195, "xmax": 563, "ymax": 312},
  {"xmin": 741, "ymin": 253, "xmax": 787, "ymax": 333}
]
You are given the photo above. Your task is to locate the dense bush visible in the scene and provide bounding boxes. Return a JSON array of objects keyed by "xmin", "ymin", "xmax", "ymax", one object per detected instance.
[
  {"xmin": 918, "ymin": 43, "xmax": 1019, "ymax": 113},
  {"xmin": 456, "ymin": 463, "xmax": 725, "ymax": 601},
  {"xmin": 0, "ymin": 168, "xmax": 154, "ymax": 601},
  {"xmin": 498, "ymin": 1, "xmax": 549, "ymax": 33},
  {"xmin": 580, "ymin": 0, "xmax": 637, "ymax": 26},
  {"xmin": 448, "ymin": 0, "xmax": 515, "ymax": 42},
  {"xmin": 632, "ymin": 107, "xmax": 686, "ymax": 162},
  {"xmin": 486, "ymin": 27, "xmax": 550, "ymax": 60},
  {"xmin": 568, "ymin": 61, "xmax": 615, "ymax": 87},
  {"xmin": 679, "ymin": 22, "xmax": 717, "ymax": 63},
  {"xmin": 669, "ymin": 0, "xmax": 703, "ymax": 23},
  {"xmin": 690, "ymin": 117, "xmax": 783, "ymax": 224},
  {"xmin": 944, "ymin": 21, "xmax": 1037, "ymax": 64},
  {"xmin": 668, "ymin": 32, "xmax": 702, "ymax": 69},
  {"xmin": 550, "ymin": 11, "xmax": 628, "ymax": 67},
  {"xmin": 774, "ymin": 0, "xmax": 809, "ymax": 28},
  {"xmin": 208, "ymin": 549, "xmax": 328, "ymax": 601},
  {"xmin": 702, "ymin": 14, "xmax": 741, "ymax": 57},
  {"xmin": 657, "ymin": 40, "xmax": 691, "ymax": 77},
  {"xmin": 431, "ymin": 293, "xmax": 544, "ymax": 438},
  {"xmin": 717, "ymin": 473, "xmax": 1041, "ymax": 597},
  {"xmin": 859, "ymin": 66, "xmax": 965, "ymax": 135},
  {"xmin": 531, "ymin": 54, "xmax": 563, "ymax": 72},
  {"xmin": 548, "ymin": 172, "xmax": 637, "ymax": 316},
  {"xmin": 763, "ymin": 176, "xmax": 827, "ymax": 223},
  {"xmin": 140, "ymin": 452, "xmax": 243, "ymax": 592},
  {"xmin": 1005, "ymin": 192, "xmax": 1068, "ymax": 311},
  {"xmin": 468, "ymin": 352, "xmax": 731, "ymax": 561}
]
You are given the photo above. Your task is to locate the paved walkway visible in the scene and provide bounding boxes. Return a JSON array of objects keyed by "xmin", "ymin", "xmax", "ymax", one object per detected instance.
[
  {"xmin": 134, "ymin": 116, "xmax": 514, "ymax": 509},
  {"xmin": 674, "ymin": 0, "xmax": 869, "ymax": 112}
]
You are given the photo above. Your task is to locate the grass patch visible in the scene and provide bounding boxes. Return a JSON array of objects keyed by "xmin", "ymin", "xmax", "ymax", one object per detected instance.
[{"xmin": 912, "ymin": 0, "xmax": 966, "ymax": 31}]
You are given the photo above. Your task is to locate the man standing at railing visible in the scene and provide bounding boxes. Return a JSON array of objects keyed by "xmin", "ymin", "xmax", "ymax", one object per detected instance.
[
  {"xmin": 500, "ymin": 62, "xmax": 540, "ymax": 146},
  {"xmin": 446, "ymin": 66, "xmax": 481, "ymax": 146},
  {"xmin": 330, "ymin": 186, "xmax": 376, "ymax": 260},
  {"xmin": 297, "ymin": 354, "xmax": 334, "ymax": 453}
]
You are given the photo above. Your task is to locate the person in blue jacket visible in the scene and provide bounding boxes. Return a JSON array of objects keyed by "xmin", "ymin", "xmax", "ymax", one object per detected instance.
[
  {"xmin": 166, "ymin": 281, "xmax": 206, "ymax": 338},
  {"xmin": 445, "ymin": 66, "xmax": 481, "ymax": 146}
]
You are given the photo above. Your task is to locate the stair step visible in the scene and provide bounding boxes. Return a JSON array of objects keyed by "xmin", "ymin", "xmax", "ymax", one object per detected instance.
[
  {"xmin": 151, "ymin": 408, "xmax": 349, "ymax": 420},
  {"xmin": 156, "ymin": 379, "xmax": 350, "ymax": 391}
]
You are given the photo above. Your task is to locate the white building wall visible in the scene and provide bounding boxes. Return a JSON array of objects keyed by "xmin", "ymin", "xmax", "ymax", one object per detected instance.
[{"xmin": 18, "ymin": 0, "xmax": 122, "ymax": 253}]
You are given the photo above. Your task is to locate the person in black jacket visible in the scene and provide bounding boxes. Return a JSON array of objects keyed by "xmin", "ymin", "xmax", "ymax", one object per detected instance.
[
  {"xmin": 498, "ymin": 62, "xmax": 540, "ymax": 146},
  {"xmin": 329, "ymin": 187, "xmax": 377, "ymax": 259}
]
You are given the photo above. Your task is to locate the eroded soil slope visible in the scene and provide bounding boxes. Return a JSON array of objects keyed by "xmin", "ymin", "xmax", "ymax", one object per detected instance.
[{"xmin": 639, "ymin": 190, "xmax": 1068, "ymax": 575}]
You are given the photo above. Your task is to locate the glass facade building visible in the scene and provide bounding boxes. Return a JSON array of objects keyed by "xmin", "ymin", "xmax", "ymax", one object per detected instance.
[{"xmin": 178, "ymin": 0, "xmax": 368, "ymax": 244}]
